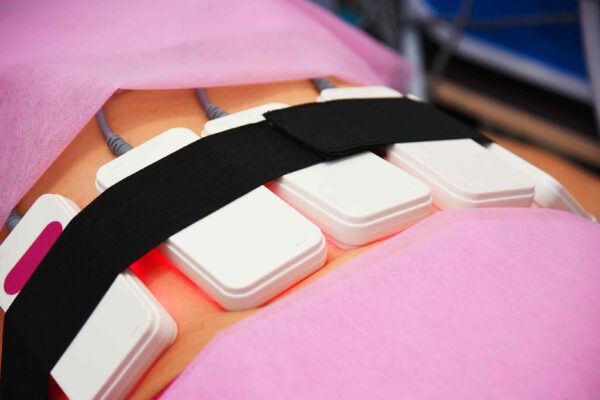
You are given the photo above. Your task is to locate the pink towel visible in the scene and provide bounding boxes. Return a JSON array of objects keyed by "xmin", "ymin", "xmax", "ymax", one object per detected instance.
[
  {"xmin": 160, "ymin": 208, "xmax": 600, "ymax": 399},
  {"xmin": 0, "ymin": 0, "xmax": 410, "ymax": 223}
]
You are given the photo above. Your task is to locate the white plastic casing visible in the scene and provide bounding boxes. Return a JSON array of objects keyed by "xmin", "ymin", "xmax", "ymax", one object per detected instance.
[
  {"xmin": 316, "ymin": 86, "xmax": 403, "ymax": 102},
  {"xmin": 271, "ymin": 155, "xmax": 432, "ymax": 248},
  {"xmin": 161, "ymin": 187, "xmax": 326, "ymax": 309},
  {"xmin": 387, "ymin": 139, "xmax": 536, "ymax": 209},
  {"xmin": 95, "ymin": 128, "xmax": 199, "ymax": 192},
  {"xmin": 0, "ymin": 194, "xmax": 176, "ymax": 400},
  {"xmin": 53, "ymin": 271, "xmax": 177, "ymax": 400},
  {"xmin": 202, "ymin": 103, "xmax": 288, "ymax": 137},
  {"xmin": 204, "ymin": 104, "xmax": 432, "ymax": 249},
  {"xmin": 96, "ymin": 127, "xmax": 327, "ymax": 310},
  {"xmin": 486, "ymin": 143, "xmax": 595, "ymax": 220}
]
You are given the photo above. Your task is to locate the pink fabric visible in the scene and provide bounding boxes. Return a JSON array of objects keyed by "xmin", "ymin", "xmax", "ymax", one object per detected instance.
[
  {"xmin": 0, "ymin": 0, "xmax": 410, "ymax": 223},
  {"xmin": 161, "ymin": 208, "xmax": 600, "ymax": 399}
]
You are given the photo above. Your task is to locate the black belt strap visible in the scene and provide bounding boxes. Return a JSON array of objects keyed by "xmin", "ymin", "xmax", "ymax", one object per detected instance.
[
  {"xmin": 1, "ymin": 98, "xmax": 489, "ymax": 399},
  {"xmin": 264, "ymin": 97, "xmax": 489, "ymax": 158}
]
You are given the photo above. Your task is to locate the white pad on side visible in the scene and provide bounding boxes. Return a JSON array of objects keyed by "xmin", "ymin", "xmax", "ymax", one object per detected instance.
[
  {"xmin": 387, "ymin": 139, "xmax": 535, "ymax": 209},
  {"xmin": 0, "ymin": 194, "xmax": 176, "ymax": 400},
  {"xmin": 486, "ymin": 143, "xmax": 595, "ymax": 220},
  {"xmin": 203, "ymin": 103, "xmax": 288, "ymax": 137},
  {"xmin": 52, "ymin": 271, "xmax": 177, "ymax": 400},
  {"xmin": 0, "ymin": 194, "xmax": 77, "ymax": 310},
  {"xmin": 317, "ymin": 86, "xmax": 403, "ymax": 102}
]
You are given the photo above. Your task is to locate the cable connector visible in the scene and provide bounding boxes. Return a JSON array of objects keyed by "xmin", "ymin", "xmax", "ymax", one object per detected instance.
[
  {"xmin": 95, "ymin": 108, "xmax": 133, "ymax": 157},
  {"xmin": 6, "ymin": 208, "xmax": 21, "ymax": 232},
  {"xmin": 312, "ymin": 78, "xmax": 337, "ymax": 92},
  {"xmin": 196, "ymin": 88, "xmax": 229, "ymax": 120}
]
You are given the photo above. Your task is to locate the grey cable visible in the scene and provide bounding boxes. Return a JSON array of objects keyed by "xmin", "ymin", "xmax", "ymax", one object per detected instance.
[
  {"xmin": 428, "ymin": 0, "xmax": 475, "ymax": 95},
  {"xmin": 95, "ymin": 108, "xmax": 133, "ymax": 157},
  {"xmin": 196, "ymin": 88, "xmax": 229, "ymax": 120},
  {"xmin": 312, "ymin": 78, "xmax": 337, "ymax": 92},
  {"xmin": 6, "ymin": 208, "xmax": 21, "ymax": 232}
]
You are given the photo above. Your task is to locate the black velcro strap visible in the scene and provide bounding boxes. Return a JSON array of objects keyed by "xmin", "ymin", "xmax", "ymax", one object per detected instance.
[
  {"xmin": 1, "ymin": 99, "xmax": 489, "ymax": 399},
  {"xmin": 264, "ymin": 97, "xmax": 490, "ymax": 159}
]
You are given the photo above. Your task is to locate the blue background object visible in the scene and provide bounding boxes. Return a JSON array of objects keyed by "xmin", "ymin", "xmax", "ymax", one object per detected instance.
[{"xmin": 426, "ymin": 0, "xmax": 587, "ymax": 80}]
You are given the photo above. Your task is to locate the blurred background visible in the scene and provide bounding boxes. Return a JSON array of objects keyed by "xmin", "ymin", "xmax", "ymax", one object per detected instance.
[{"xmin": 314, "ymin": 0, "xmax": 600, "ymax": 174}]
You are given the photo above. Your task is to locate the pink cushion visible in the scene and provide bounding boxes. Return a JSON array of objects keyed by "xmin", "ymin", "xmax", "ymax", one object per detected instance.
[{"xmin": 161, "ymin": 208, "xmax": 600, "ymax": 399}]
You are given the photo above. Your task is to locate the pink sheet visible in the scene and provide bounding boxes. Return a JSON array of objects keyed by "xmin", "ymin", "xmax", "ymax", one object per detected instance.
[
  {"xmin": 0, "ymin": 0, "xmax": 410, "ymax": 224},
  {"xmin": 161, "ymin": 208, "xmax": 600, "ymax": 399}
]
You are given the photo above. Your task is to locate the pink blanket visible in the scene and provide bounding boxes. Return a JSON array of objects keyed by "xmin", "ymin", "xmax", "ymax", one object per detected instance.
[
  {"xmin": 161, "ymin": 208, "xmax": 600, "ymax": 399},
  {"xmin": 0, "ymin": 0, "xmax": 410, "ymax": 223}
]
